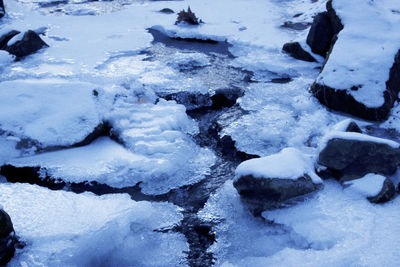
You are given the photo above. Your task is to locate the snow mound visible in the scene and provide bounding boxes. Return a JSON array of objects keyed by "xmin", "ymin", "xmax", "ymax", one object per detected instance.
[
  {"xmin": 316, "ymin": 0, "xmax": 400, "ymax": 108},
  {"xmin": 344, "ymin": 173, "xmax": 386, "ymax": 197},
  {"xmin": 235, "ymin": 147, "xmax": 322, "ymax": 184},
  {"xmin": 1, "ymin": 183, "xmax": 187, "ymax": 266},
  {"xmin": 0, "ymin": 79, "xmax": 101, "ymax": 148}
]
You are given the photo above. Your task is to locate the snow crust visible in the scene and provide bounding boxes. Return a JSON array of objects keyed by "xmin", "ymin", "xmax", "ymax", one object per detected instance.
[
  {"xmin": 0, "ymin": 183, "xmax": 188, "ymax": 267},
  {"xmin": 316, "ymin": 0, "xmax": 400, "ymax": 108},
  {"xmin": 344, "ymin": 173, "xmax": 386, "ymax": 197},
  {"xmin": 0, "ymin": 79, "xmax": 101, "ymax": 148},
  {"xmin": 235, "ymin": 147, "xmax": 322, "ymax": 184},
  {"xmin": 200, "ymin": 180, "xmax": 400, "ymax": 266}
]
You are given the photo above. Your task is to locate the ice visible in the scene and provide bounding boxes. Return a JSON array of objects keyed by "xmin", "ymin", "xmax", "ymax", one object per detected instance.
[
  {"xmin": 316, "ymin": 0, "xmax": 400, "ymax": 108},
  {"xmin": 235, "ymin": 147, "xmax": 322, "ymax": 184},
  {"xmin": 344, "ymin": 173, "xmax": 386, "ymax": 197},
  {"xmin": 198, "ymin": 181, "xmax": 307, "ymax": 266},
  {"xmin": 0, "ymin": 183, "xmax": 188, "ymax": 267},
  {"xmin": 260, "ymin": 180, "xmax": 400, "ymax": 266},
  {"xmin": 0, "ymin": 79, "xmax": 101, "ymax": 148},
  {"xmin": 222, "ymin": 79, "xmax": 342, "ymax": 157}
]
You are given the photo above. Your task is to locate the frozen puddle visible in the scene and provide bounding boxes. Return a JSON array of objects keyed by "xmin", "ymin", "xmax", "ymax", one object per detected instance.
[{"xmin": 1, "ymin": 183, "xmax": 188, "ymax": 267}]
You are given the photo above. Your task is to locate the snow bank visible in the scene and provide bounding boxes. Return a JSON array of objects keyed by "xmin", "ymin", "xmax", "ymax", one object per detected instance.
[
  {"xmin": 316, "ymin": 0, "xmax": 400, "ymax": 108},
  {"xmin": 0, "ymin": 79, "xmax": 101, "ymax": 148},
  {"xmin": 0, "ymin": 183, "xmax": 187, "ymax": 266},
  {"xmin": 344, "ymin": 173, "xmax": 386, "ymax": 197},
  {"xmin": 235, "ymin": 147, "xmax": 322, "ymax": 184}
]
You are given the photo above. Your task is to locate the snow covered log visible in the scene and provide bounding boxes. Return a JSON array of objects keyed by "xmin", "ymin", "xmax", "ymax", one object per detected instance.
[
  {"xmin": 0, "ymin": 209, "xmax": 17, "ymax": 265},
  {"xmin": 233, "ymin": 148, "xmax": 323, "ymax": 216},
  {"xmin": 310, "ymin": 0, "xmax": 400, "ymax": 121},
  {"xmin": 318, "ymin": 131, "xmax": 400, "ymax": 181}
]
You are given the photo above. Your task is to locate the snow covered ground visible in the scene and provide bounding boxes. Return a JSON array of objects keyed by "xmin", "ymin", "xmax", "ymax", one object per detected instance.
[{"xmin": 1, "ymin": 0, "xmax": 400, "ymax": 265}]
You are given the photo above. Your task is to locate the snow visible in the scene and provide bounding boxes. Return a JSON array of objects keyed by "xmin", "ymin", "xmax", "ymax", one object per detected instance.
[
  {"xmin": 235, "ymin": 147, "xmax": 322, "ymax": 184},
  {"xmin": 320, "ymin": 131, "xmax": 400, "ymax": 150},
  {"xmin": 344, "ymin": 173, "xmax": 386, "ymax": 197},
  {"xmin": 200, "ymin": 180, "xmax": 400, "ymax": 266},
  {"xmin": 0, "ymin": 79, "xmax": 101, "ymax": 148},
  {"xmin": 7, "ymin": 32, "xmax": 23, "ymax": 46},
  {"xmin": 0, "ymin": 183, "xmax": 188, "ymax": 267},
  {"xmin": 316, "ymin": 0, "xmax": 400, "ymax": 108}
]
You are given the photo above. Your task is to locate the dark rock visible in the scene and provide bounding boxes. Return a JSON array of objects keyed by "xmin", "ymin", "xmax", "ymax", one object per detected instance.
[
  {"xmin": 6, "ymin": 30, "xmax": 49, "ymax": 59},
  {"xmin": 0, "ymin": 0, "xmax": 4, "ymax": 18},
  {"xmin": 159, "ymin": 8, "xmax": 174, "ymax": 14},
  {"xmin": 318, "ymin": 137, "xmax": 400, "ymax": 181},
  {"xmin": 306, "ymin": 0, "xmax": 343, "ymax": 57},
  {"xmin": 345, "ymin": 121, "xmax": 362, "ymax": 133},
  {"xmin": 311, "ymin": 50, "xmax": 400, "ymax": 121},
  {"xmin": 0, "ymin": 209, "xmax": 17, "ymax": 265},
  {"xmin": 281, "ymin": 21, "xmax": 311, "ymax": 31},
  {"xmin": 211, "ymin": 88, "xmax": 244, "ymax": 109},
  {"xmin": 175, "ymin": 6, "xmax": 202, "ymax": 25},
  {"xmin": 234, "ymin": 174, "xmax": 322, "ymax": 216},
  {"xmin": 367, "ymin": 177, "xmax": 395, "ymax": 204},
  {"xmin": 271, "ymin": 77, "xmax": 292, "ymax": 84},
  {"xmin": 282, "ymin": 42, "xmax": 316, "ymax": 62},
  {"xmin": 0, "ymin": 30, "xmax": 20, "ymax": 50}
]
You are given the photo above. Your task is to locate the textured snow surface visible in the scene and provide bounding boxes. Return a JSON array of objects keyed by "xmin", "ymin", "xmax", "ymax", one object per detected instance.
[
  {"xmin": 1, "ymin": 183, "xmax": 188, "ymax": 267},
  {"xmin": 0, "ymin": 79, "xmax": 101, "ymax": 148},
  {"xmin": 344, "ymin": 173, "xmax": 386, "ymax": 197},
  {"xmin": 235, "ymin": 147, "xmax": 322, "ymax": 184},
  {"xmin": 200, "ymin": 180, "xmax": 400, "ymax": 266},
  {"xmin": 316, "ymin": 0, "xmax": 400, "ymax": 108}
]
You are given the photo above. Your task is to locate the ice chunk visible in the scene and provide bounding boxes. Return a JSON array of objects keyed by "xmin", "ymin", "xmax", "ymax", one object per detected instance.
[{"xmin": 0, "ymin": 183, "xmax": 187, "ymax": 266}]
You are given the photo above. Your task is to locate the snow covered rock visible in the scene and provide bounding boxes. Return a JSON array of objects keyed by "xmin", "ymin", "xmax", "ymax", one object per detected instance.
[
  {"xmin": 282, "ymin": 42, "xmax": 316, "ymax": 62},
  {"xmin": 306, "ymin": 0, "xmax": 343, "ymax": 57},
  {"xmin": 5, "ymin": 30, "xmax": 48, "ymax": 59},
  {"xmin": 234, "ymin": 148, "xmax": 323, "ymax": 216},
  {"xmin": 344, "ymin": 173, "xmax": 395, "ymax": 204},
  {"xmin": 0, "ymin": 31, "xmax": 20, "ymax": 50},
  {"xmin": 0, "ymin": 79, "xmax": 102, "ymax": 150},
  {"xmin": 318, "ymin": 131, "xmax": 400, "ymax": 181},
  {"xmin": 0, "ymin": 209, "xmax": 17, "ymax": 266},
  {"xmin": 310, "ymin": 0, "xmax": 400, "ymax": 121}
]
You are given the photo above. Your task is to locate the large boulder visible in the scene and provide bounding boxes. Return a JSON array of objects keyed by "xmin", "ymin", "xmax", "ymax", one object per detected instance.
[
  {"xmin": 318, "ymin": 131, "xmax": 400, "ymax": 181},
  {"xmin": 306, "ymin": 0, "xmax": 343, "ymax": 57},
  {"xmin": 0, "ymin": 209, "xmax": 17, "ymax": 265},
  {"xmin": 344, "ymin": 173, "xmax": 395, "ymax": 204},
  {"xmin": 234, "ymin": 148, "xmax": 323, "ymax": 216},
  {"xmin": 282, "ymin": 42, "xmax": 316, "ymax": 62},
  {"xmin": 309, "ymin": 0, "xmax": 400, "ymax": 121},
  {"xmin": 5, "ymin": 30, "xmax": 48, "ymax": 59}
]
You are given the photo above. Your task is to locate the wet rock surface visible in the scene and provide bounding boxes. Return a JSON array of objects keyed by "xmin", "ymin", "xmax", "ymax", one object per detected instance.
[
  {"xmin": 234, "ymin": 174, "xmax": 322, "ymax": 216},
  {"xmin": 282, "ymin": 42, "xmax": 316, "ymax": 62},
  {"xmin": 0, "ymin": 209, "xmax": 17, "ymax": 266},
  {"xmin": 318, "ymin": 137, "xmax": 400, "ymax": 181}
]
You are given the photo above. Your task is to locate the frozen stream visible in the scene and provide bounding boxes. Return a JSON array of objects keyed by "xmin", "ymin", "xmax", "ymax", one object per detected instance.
[{"xmin": 2, "ymin": 0, "xmax": 397, "ymax": 266}]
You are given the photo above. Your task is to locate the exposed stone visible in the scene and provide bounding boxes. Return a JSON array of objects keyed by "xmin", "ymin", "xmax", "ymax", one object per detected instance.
[
  {"xmin": 282, "ymin": 42, "xmax": 316, "ymax": 62},
  {"xmin": 367, "ymin": 178, "xmax": 395, "ymax": 204},
  {"xmin": 6, "ymin": 30, "xmax": 49, "ymax": 59},
  {"xmin": 0, "ymin": 30, "xmax": 20, "ymax": 50},
  {"xmin": 0, "ymin": 0, "xmax": 5, "ymax": 18},
  {"xmin": 318, "ymin": 137, "xmax": 400, "ymax": 181},
  {"xmin": 159, "ymin": 8, "xmax": 174, "ymax": 14},
  {"xmin": 234, "ymin": 174, "xmax": 322, "ymax": 216},
  {"xmin": 345, "ymin": 121, "xmax": 362, "ymax": 133},
  {"xmin": 0, "ymin": 209, "xmax": 17, "ymax": 265},
  {"xmin": 281, "ymin": 21, "xmax": 311, "ymax": 31},
  {"xmin": 306, "ymin": 0, "xmax": 343, "ymax": 57}
]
